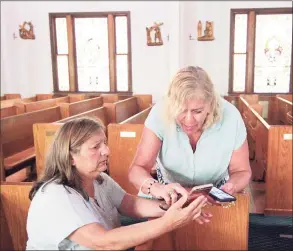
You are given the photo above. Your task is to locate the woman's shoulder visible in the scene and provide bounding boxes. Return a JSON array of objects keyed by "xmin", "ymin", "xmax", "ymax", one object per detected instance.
[
  {"xmin": 221, "ymin": 98, "xmax": 242, "ymax": 121},
  {"xmin": 33, "ymin": 181, "xmax": 79, "ymax": 201}
]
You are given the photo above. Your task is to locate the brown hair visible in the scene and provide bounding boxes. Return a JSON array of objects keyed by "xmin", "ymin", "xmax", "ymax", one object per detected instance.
[{"xmin": 29, "ymin": 117, "xmax": 105, "ymax": 201}]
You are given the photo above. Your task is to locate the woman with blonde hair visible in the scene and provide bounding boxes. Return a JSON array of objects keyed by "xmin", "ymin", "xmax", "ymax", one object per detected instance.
[
  {"xmin": 129, "ymin": 66, "xmax": 251, "ymax": 206},
  {"xmin": 26, "ymin": 117, "xmax": 211, "ymax": 250}
]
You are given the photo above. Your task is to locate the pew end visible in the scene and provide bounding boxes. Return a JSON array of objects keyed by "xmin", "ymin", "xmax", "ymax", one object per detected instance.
[
  {"xmin": 0, "ymin": 182, "xmax": 33, "ymax": 251},
  {"xmin": 135, "ymin": 193, "xmax": 249, "ymax": 250}
]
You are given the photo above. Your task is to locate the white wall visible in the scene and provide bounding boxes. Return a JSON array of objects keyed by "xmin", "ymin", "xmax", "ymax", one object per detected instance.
[
  {"xmin": 0, "ymin": 1, "xmax": 178, "ymax": 102},
  {"xmin": 180, "ymin": 1, "xmax": 292, "ymax": 95},
  {"xmin": 1, "ymin": 1, "xmax": 291, "ymax": 101}
]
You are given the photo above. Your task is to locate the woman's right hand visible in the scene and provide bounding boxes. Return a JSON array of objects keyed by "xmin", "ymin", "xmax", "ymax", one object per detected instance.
[
  {"xmin": 162, "ymin": 195, "xmax": 212, "ymax": 230},
  {"xmin": 150, "ymin": 182, "xmax": 189, "ymax": 206}
]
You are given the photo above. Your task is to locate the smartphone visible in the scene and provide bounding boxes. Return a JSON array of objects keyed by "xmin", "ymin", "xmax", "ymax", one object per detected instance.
[
  {"xmin": 208, "ymin": 187, "xmax": 236, "ymax": 202},
  {"xmin": 189, "ymin": 183, "xmax": 213, "ymax": 194},
  {"xmin": 159, "ymin": 184, "xmax": 213, "ymax": 211}
]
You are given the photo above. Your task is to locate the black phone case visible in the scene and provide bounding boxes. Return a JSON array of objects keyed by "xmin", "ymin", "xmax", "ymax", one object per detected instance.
[{"xmin": 208, "ymin": 190, "xmax": 236, "ymax": 202}]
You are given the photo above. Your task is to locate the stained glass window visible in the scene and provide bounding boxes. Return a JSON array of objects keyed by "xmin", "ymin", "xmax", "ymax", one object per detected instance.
[
  {"xmin": 75, "ymin": 18, "xmax": 110, "ymax": 92},
  {"xmin": 254, "ymin": 14, "xmax": 292, "ymax": 93},
  {"xmin": 55, "ymin": 18, "xmax": 68, "ymax": 54},
  {"xmin": 230, "ymin": 9, "xmax": 292, "ymax": 94},
  {"xmin": 50, "ymin": 13, "xmax": 131, "ymax": 93},
  {"xmin": 116, "ymin": 55, "xmax": 128, "ymax": 91},
  {"xmin": 233, "ymin": 14, "xmax": 247, "ymax": 92},
  {"xmin": 57, "ymin": 56, "xmax": 70, "ymax": 91},
  {"xmin": 115, "ymin": 16, "xmax": 128, "ymax": 54},
  {"xmin": 115, "ymin": 16, "xmax": 129, "ymax": 92},
  {"xmin": 55, "ymin": 18, "xmax": 69, "ymax": 91}
]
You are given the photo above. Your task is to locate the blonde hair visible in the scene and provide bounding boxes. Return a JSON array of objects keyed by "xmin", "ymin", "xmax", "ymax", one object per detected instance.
[
  {"xmin": 29, "ymin": 117, "xmax": 105, "ymax": 201},
  {"xmin": 164, "ymin": 66, "xmax": 222, "ymax": 130}
]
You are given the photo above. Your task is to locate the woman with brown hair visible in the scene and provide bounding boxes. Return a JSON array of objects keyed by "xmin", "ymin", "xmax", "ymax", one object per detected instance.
[{"xmin": 26, "ymin": 117, "xmax": 211, "ymax": 250}]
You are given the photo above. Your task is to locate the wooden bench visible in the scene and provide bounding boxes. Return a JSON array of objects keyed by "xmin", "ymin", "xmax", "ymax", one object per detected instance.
[
  {"xmin": 0, "ymin": 182, "xmax": 33, "ymax": 251},
  {"xmin": 32, "ymin": 95, "xmax": 152, "ymax": 178},
  {"xmin": 32, "ymin": 106, "xmax": 144, "ymax": 178},
  {"xmin": 276, "ymin": 95, "xmax": 292, "ymax": 125},
  {"xmin": 135, "ymin": 193, "xmax": 249, "ymax": 250},
  {"xmin": 58, "ymin": 97, "xmax": 103, "ymax": 118},
  {"xmin": 0, "ymin": 107, "xmax": 62, "ymax": 182},
  {"xmin": 24, "ymin": 96, "xmax": 70, "ymax": 113},
  {"xmin": 239, "ymin": 96, "xmax": 292, "ymax": 216},
  {"xmin": 104, "ymin": 95, "xmax": 152, "ymax": 123},
  {"xmin": 239, "ymin": 97, "xmax": 263, "ymax": 159},
  {"xmin": 3, "ymin": 94, "xmax": 21, "ymax": 100}
]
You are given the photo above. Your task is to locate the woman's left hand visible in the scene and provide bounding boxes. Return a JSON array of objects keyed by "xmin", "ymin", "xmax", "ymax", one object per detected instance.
[{"xmin": 220, "ymin": 182, "xmax": 236, "ymax": 195}]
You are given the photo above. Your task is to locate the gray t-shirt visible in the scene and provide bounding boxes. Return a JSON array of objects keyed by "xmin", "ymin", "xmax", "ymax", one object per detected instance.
[{"xmin": 26, "ymin": 173, "xmax": 126, "ymax": 250}]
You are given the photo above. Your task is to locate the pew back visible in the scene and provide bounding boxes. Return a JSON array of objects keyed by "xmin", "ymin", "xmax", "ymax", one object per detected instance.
[
  {"xmin": 276, "ymin": 96, "xmax": 292, "ymax": 125},
  {"xmin": 240, "ymin": 96, "xmax": 292, "ymax": 216},
  {"xmin": 4, "ymin": 94, "xmax": 21, "ymax": 100},
  {"xmin": 104, "ymin": 95, "xmax": 152, "ymax": 123},
  {"xmin": 0, "ymin": 182, "xmax": 32, "ymax": 251},
  {"xmin": 1, "ymin": 107, "xmax": 62, "ymax": 158},
  {"xmin": 33, "ymin": 123, "xmax": 63, "ymax": 177},
  {"xmin": 120, "ymin": 107, "xmax": 152, "ymax": 124},
  {"xmin": 108, "ymin": 124, "xmax": 144, "ymax": 195},
  {"xmin": 24, "ymin": 97, "xmax": 69, "ymax": 113},
  {"xmin": 1, "ymin": 98, "xmax": 22, "ymax": 109},
  {"xmin": 136, "ymin": 194, "xmax": 249, "ymax": 250},
  {"xmin": 58, "ymin": 97, "xmax": 103, "ymax": 118},
  {"xmin": 265, "ymin": 125, "xmax": 292, "ymax": 215}
]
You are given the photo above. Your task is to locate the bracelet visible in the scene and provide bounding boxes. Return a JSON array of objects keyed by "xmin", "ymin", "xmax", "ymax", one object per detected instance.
[
  {"xmin": 147, "ymin": 179, "xmax": 158, "ymax": 195},
  {"xmin": 139, "ymin": 178, "xmax": 156, "ymax": 194}
]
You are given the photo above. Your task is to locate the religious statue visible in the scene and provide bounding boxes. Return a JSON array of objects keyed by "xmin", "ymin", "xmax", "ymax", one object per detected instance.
[
  {"xmin": 197, "ymin": 21, "xmax": 214, "ymax": 41},
  {"xmin": 19, "ymin": 21, "xmax": 35, "ymax": 40},
  {"xmin": 146, "ymin": 22, "xmax": 164, "ymax": 46}
]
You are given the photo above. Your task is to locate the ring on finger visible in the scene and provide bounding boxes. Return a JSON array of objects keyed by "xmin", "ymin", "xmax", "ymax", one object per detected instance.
[{"xmin": 168, "ymin": 190, "xmax": 176, "ymax": 197}]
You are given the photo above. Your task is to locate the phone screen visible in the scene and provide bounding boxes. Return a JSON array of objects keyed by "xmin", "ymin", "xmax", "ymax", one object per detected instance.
[{"xmin": 208, "ymin": 187, "xmax": 236, "ymax": 202}]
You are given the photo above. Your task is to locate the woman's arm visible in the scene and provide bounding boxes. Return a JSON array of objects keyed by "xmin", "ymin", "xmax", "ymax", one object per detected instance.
[
  {"xmin": 128, "ymin": 126, "xmax": 189, "ymax": 204},
  {"xmin": 118, "ymin": 193, "xmax": 165, "ymax": 218},
  {"xmin": 128, "ymin": 126, "xmax": 162, "ymax": 191},
  {"xmin": 221, "ymin": 139, "xmax": 252, "ymax": 194},
  {"xmin": 68, "ymin": 195, "xmax": 210, "ymax": 250}
]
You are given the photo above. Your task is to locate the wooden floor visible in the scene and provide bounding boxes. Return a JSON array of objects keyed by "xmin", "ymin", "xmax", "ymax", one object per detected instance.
[{"xmin": 249, "ymin": 180, "xmax": 266, "ymax": 214}]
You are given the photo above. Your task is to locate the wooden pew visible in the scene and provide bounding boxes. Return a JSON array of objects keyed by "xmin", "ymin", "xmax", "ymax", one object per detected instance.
[
  {"xmin": 104, "ymin": 95, "xmax": 152, "ymax": 123},
  {"xmin": 68, "ymin": 93, "xmax": 88, "ymax": 103},
  {"xmin": 24, "ymin": 96, "xmax": 70, "ymax": 113},
  {"xmin": 0, "ymin": 182, "xmax": 33, "ymax": 251},
  {"xmin": 1, "ymin": 98, "xmax": 23, "ymax": 109},
  {"xmin": 239, "ymin": 97, "xmax": 292, "ymax": 216},
  {"xmin": 120, "ymin": 107, "xmax": 152, "ymax": 125},
  {"xmin": 0, "ymin": 95, "xmax": 86, "ymax": 119},
  {"xmin": 4, "ymin": 94, "xmax": 21, "ymax": 100},
  {"xmin": 33, "ymin": 96, "xmax": 152, "ymax": 178},
  {"xmin": 277, "ymin": 94, "xmax": 292, "ymax": 102},
  {"xmin": 239, "ymin": 97, "xmax": 263, "ymax": 159},
  {"xmin": 135, "ymin": 193, "xmax": 249, "ymax": 250},
  {"xmin": 275, "ymin": 95, "xmax": 292, "ymax": 125},
  {"xmin": 58, "ymin": 97, "xmax": 103, "ymax": 118},
  {"xmin": 1, "ymin": 107, "xmax": 62, "ymax": 182}
]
